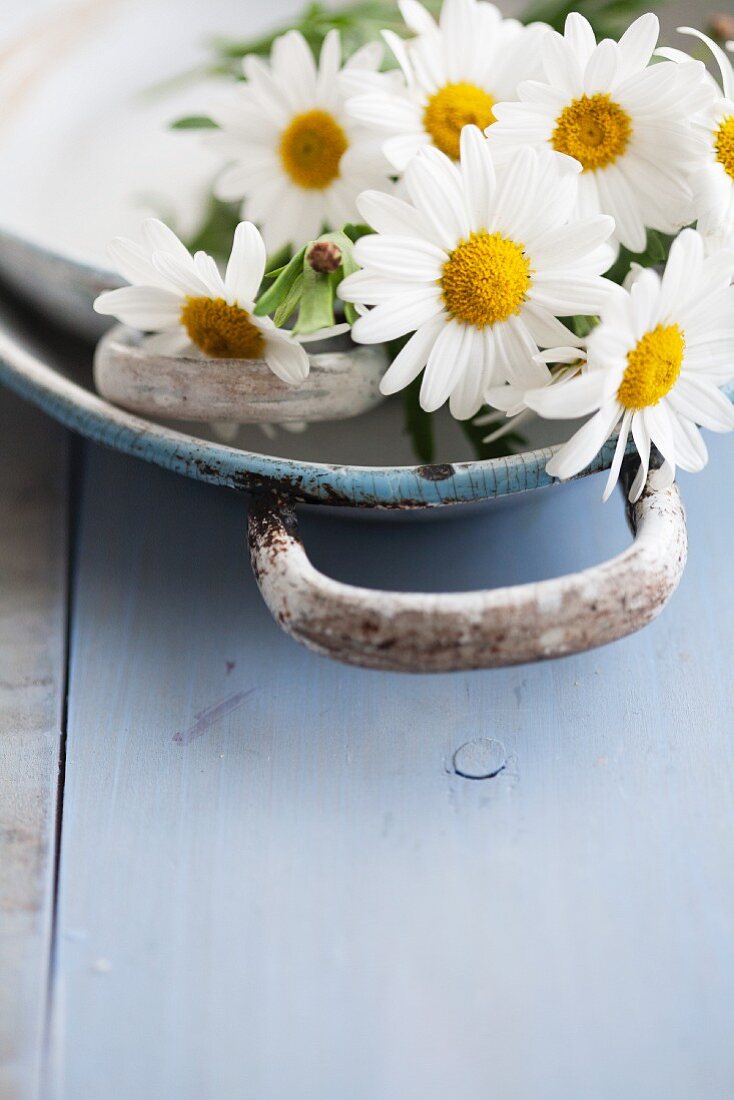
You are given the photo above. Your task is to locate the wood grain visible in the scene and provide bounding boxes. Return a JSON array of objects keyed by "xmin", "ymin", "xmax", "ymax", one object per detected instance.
[
  {"xmin": 48, "ymin": 438, "xmax": 734, "ymax": 1099},
  {"xmin": 0, "ymin": 391, "xmax": 67, "ymax": 1099}
]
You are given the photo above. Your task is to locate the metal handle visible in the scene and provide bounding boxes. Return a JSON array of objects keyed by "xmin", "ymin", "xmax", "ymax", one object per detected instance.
[{"xmin": 247, "ymin": 466, "xmax": 688, "ymax": 673}]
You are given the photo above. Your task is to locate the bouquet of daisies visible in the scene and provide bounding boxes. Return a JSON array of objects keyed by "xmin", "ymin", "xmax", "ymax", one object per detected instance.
[{"xmin": 95, "ymin": 0, "xmax": 734, "ymax": 502}]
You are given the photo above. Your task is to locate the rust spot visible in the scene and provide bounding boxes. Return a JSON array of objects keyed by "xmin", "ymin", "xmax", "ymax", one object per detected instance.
[{"xmin": 416, "ymin": 463, "xmax": 455, "ymax": 481}]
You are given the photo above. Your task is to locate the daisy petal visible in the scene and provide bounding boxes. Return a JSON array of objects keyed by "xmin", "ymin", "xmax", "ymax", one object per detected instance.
[
  {"xmin": 353, "ymin": 235, "xmax": 446, "ymax": 281},
  {"xmin": 643, "ymin": 402, "xmax": 677, "ymax": 469},
  {"xmin": 404, "ymin": 149, "xmax": 469, "ymax": 249},
  {"xmin": 142, "ymin": 219, "xmax": 193, "ymax": 265},
  {"xmin": 144, "ymin": 330, "xmax": 192, "ymax": 355},
  {"xmin": 357, "ymin": 190, "xmax": 433, "ymax": 240},
  {"xmin": 225, "ymin": 222, "xmax": 267, "ymax": 304},
  {"xmin": 668, "ymin": 377, "xmax": 734, "ymax": 432},
  {"xmin": 449, "ymin": 328, "xmax": 486, "ymax": 419},
  {"xmin": 521, "ymin": 305, "xmax": 583, "ymax": 349},
  {"xmin": 460, "ymin": 125, "xmax": 495, "ymax": 233},
  {"xmin": 565, "ymin": 13, "xmax": 597, "ymax": 66},
  {"xmin": 543, "ymin": 30, "xmax": 583, "ymax": 95},
  {"xmin": 618, "ymin": 13, "xmax": 660, "ymax": 77},
  {"xmin": 584, "ymin": 40, "xmax": 619, "ymax": 96},
  {"xmin": 263, "ymin": 334, "xmax": 310, "ymax": 384},
  {"xmin": 595, "ymin": 166, "xmax": 647, "ymax": 254},
  {"xmin": 628, "ymin": 409, "xmax": 651, "ymax": 501},
  {"xmin": 93, "ymin": 286, "xmax": 183, "ymax": 330},
  {"xmin": 669, "ymin": 412, "xmax": 708, "ymax": 472},
  {"xmin": 379, "ymin": 315, "xmax": 446, "ymax": 394},
  {"xmin": 194, "ymin": 252, "xmax": 227, "ymax": 298},
  {"xmin": 602, "ymin": 409, "xmax": 631, "ymax": 500},
  {"xmin": 677, "ymin": 26, "xmax": 734, "ymax": 100},
  {"xmin": 546, "ymin": 400, "xmax": 623, "ymax": 480},
  {"xmin": 351, "ymin": 290, "xmax": 444, "ymax": 343},
  {"xmin": 526, "ymin": 369, "xmax": 609, "ymax": 419},
  {"xmin": 398, "ymin": 0, "xmax": 437, "ymax": 35},
  {"xmin": 657, "ymin": 228, "xmax": 704, "ymax": 322},
  {"xmin": 152, "ymin": 253, "xmax": 211, "ymax": 299},
  {"xmin": 107, "ymin": 238, "xmax": 164, "ymax": 289},
  {"xmin": 420, "ymin": 320, "xmax": 471, "ymax": 412},
  {"xmin": 317, "ymin": 29, "xmax": 342, "ymax": 103},
  {"xmin": 530, "ymin": 273, "xmax": 612, "ymax": 315}
]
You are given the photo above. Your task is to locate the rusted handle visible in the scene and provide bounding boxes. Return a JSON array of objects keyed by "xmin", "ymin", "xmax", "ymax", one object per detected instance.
[{"xmin": 247, "ymin": 471, "xmax": 688, "ymax": 673}]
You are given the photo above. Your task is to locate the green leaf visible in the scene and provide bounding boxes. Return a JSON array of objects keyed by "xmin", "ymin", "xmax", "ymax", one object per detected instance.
[
  {"xmin": 170, "ymin": 115, "xmax": 218, "ymax": 130},
  {"xmin": 293, "ymin": 263, "xmax": 336, "ymax": 334},
  {"xmin": 400, "ymin": 366, "xmax": 435, "ymax": 464},
  {"xmin": 263, "ymin": 244, "xmax": 294, "ymax": 280},
  {"xmin": 208, "ymin": 0, "xmax": 442, "ymax": 74},
  {"xmin": 568, "ymin": 314, "xmax": 598, "ymax": 339},
  {"xmin": 185, "ymin": 195, "xmax": 241, "ymax": 260},
  {"xmin": 521, "ymin": 0, "xmax": 664, "ymax": 38},
  {"xmin": 604, "ymin": 228, "xmax": 675, "ymax": 286},
  {"xmin": 255, "ymin": 246, "xmax": 307, "ymax": 317},
  {"xmin": 273, "ymin": 274, "xmax": 306, "ymax": 328},
  {"xmin": 458, "ymin": 414, "xmax": 526, "ymax": 461},
  {"xmin": 343, "ymin": 223, "xmax": 374, "ymax": 244},
  {"xmin": 256, "ymin": 229, "xmax": 365, "ymax": 332}
]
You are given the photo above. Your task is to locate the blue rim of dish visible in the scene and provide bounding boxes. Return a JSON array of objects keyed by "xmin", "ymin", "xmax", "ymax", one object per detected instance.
[
  {"xmin": 0, "ymin": 230, "xmax": 726, "ymax": 509},
  {"xmin": 0, "ymin": 332, "xmax": 629, "ymax": 508}
]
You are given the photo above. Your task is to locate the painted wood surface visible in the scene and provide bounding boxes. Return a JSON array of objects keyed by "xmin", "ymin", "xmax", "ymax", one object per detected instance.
[
  {"xmin": 46, "ymin": 437, "xmax": 734, "ymax": 1099},
  {"xmin": 0, "ymin": 391, "xmax": 67, "ymax": 1099}
]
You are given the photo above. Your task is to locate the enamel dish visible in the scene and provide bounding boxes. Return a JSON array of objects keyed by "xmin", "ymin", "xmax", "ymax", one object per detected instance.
[{"xmin": 0, "ymin": 0, "xmax": 689, "ymax": 671}]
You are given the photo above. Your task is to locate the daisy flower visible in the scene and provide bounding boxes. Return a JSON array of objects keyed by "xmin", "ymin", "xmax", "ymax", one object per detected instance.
[
  {"xmin": 478, "ymin": 346, "xmax": 587, "ymax": 443},
  {"xmin": 345, "ymin": 0, "xmax": 547, "ymax": 171},
  {"xmin": 94, "ymin": 219, "xmax": 311, "ymax": 383},
  {"xmin": 488, "ymin": 13, "xmax": 714, "ymax": 253},
  {"xmin": 339, "ymin": 126, "xmax": 615, "ymax": 419},
  {"xmin": 207, "ymin": 29, "xmax": 392, "ymax": 253},
  {"xmin": 524, "ymin": 229, "xmax": 734, "ymax": 501},
  {"xmin": 658, "ymin": 29, "xmax": 734, "ymax": 252}
]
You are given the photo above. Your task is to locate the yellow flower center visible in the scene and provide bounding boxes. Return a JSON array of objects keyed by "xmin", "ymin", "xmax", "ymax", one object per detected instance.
[
  {"xmin": 715, "ymin": 115, "xmax": 734, "ymax": 181},
  {"xmin": 279, "ymin": 108, "xmax": 348, "ymax": 190},
  {"xmin": 552, "ymin": 93, "xmax": 632, "ymax": 172},
  {"xmin": 423, "ymin": 82, "xmax": 496, "ymax": 160},
  {"xmin": 180, "ymin": 297, "xmax": 265, "ymax": 359},
  {"xmin": 617, "ymin": 324, "xmax": 685, "ymax": 410},
  {"xmin": 441, "ymin": 231, "xmax": 531, "ymax": 328}
]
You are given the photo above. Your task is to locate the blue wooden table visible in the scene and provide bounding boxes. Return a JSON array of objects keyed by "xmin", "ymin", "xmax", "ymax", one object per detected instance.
[{"xmin": 2, "ymin": 381, "xmax": 733, "ymax": 1099}]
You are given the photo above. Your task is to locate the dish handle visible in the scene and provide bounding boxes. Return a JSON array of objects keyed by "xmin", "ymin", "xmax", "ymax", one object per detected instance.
[{"xmin": 247, "ymin": 467, "xmax": 687, "ymax": 672}]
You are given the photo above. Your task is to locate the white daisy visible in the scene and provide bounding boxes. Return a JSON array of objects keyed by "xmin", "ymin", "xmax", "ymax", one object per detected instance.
[
  {"xmin": 657, "ymin": 29, "xmax": 734, "ymax": 252},
  {"xmin": 478, "ymin": 346, "xmax": 587, "ymax": 442},
  {"xmin": 94, "ymin": 219, "xmax": 311, "ymax": 383},
  {"xmin": 339, "ymin": 126, "xmax": 615, "ymax": 419},
  {"xmin": 345, "ymin": 0, "xmax": 547, "ymax": 170},
  {"xmin": 524, "ymin": 229, "xmax": 734, "ymax": 501},
  {"xmin": 488, "ymin": 13, "xmax": 714, "ymax": 253},
  {"xmin": 207, "ymin": 29, "xmax": 392, "ymax": 253}
]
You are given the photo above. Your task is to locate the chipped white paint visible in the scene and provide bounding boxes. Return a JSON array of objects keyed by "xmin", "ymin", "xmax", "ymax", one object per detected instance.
[
  {"xmin": 248, "ymin": 472, "xmax": 688, "ymax": 672},
  {"xmin": 94, "ymin": 325, "xmax": 387, "ymax": 424}
]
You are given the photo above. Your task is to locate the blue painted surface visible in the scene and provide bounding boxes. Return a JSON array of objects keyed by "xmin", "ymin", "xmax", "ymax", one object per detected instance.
[{"xmin": 42, "ymin": 433, "xmax": 734, "ymax": 1100}]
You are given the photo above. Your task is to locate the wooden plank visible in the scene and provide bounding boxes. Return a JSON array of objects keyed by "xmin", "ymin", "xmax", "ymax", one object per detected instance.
[
  {"xmin": 50, "ymin": 438, "xmax": 734, "ymax": 1099},
  {"xmin": 0, "ymin": 391, "xmax": 68, "ymax": 1099}
]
